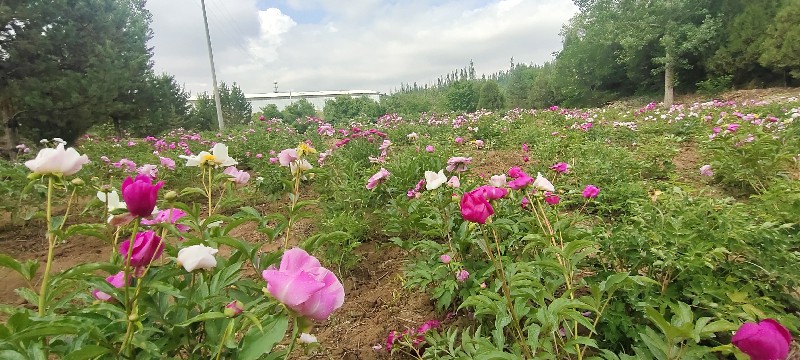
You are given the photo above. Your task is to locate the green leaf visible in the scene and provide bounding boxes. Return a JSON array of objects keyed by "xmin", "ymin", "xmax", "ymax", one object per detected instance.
[
  {"xmin": 177, "ymin": 311, "xmax": 228, "ymax": 327},
  {"xmin": 0, "ymin": 350, "xmax": 26, "ymax": 360},
  {"xmin": 238, "ymin": 315, "xmax": 289, "ymax": 360},
  {"xmin": 0, "ymin": 253, "xmax": 23, "ymax": 275},
  {"xmin": 63, "ymin": 345, "xmax": 111, "ymax": 360}
]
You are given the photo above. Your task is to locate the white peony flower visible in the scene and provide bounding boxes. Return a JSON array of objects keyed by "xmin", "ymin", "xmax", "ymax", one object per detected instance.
[
  {"xmin": 532, "ymin": 172, "xmax": 555, "ymax": 192},
  {"xmin": 489, "ymin": 174, "xmax": 507, "ymax": 188},
  {"xmin": 97, "ymin": 190, "xmax": 126, "ymax": 212},
  {"xmin": 290, "ymin": 159, "xmax": 313, "ymax": 177},
  {"xmin": 179, "ymin": 143, "xmax": 237, "ymax": 167},
  {"xmin": 299, "ymin": 333, "xmax": 318, "ymax": 344},
  {"xmin": 425, "ymin": 170, "xmax": 447, "ymax": 190},
  {"xmin": 25, "ymin": 143, "xmax": 90, "ymax": 176},
  {"xmin": 177, "ymin": 245, "xmax": 218, "ymax": 272}
]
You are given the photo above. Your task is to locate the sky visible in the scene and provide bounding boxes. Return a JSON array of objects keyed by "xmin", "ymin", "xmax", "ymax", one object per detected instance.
[{"xmin": 145, "ymin": 0, "xmax": 578, "ymax": 96}]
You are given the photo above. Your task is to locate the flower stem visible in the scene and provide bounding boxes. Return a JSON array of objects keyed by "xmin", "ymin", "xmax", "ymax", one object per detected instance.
[
  {"xmin": 215, "ymin": 319, "xmax": 234, "ymax": 360},
  {"xmin": 283, "ymin": 173, "xmax": 301, "ymax": 248},
  {"xmin": 207, "ymin": 166, "xmax": 214, "ymax": 218},
  {"xmin": 283, "ymin": 315, "xmax": 299, "ymax": 360},
  {"xmin": 480, "ymin": 225, "xmax": 532, "ymax": 359},
  {"xmin": 37, "ymin": 176, "xmax": 55, "ymax": 317},
  {"xmin": 120, "ymin": 221, "xmax": 139, "ymax": 355}
]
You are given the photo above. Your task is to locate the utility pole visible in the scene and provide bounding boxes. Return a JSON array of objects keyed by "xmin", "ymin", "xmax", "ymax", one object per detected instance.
[{"xmin": 200, "ymin": 0, "xmax": 225, "ymax": 130}]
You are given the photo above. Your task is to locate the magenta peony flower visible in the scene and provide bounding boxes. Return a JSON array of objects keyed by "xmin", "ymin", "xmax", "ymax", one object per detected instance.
[
  {"xmin": 545, "ymin": 192, "xmax": 560, "ymax": 205},
  {"xmin": 121, "ymin": 175, "xmax": 163, "ymax": 217},
  {"xmin": 550, "ymin": 162, "xmax": 569, "ymax": 174},
  {"xmin": 732, "ymin": 319, "xmax": 791, "ymax": 360},
  {"xmin": 262, "ymin": 248, "xmax": 345, "ymax": 321},
  {"xmin": 582, "ymin": 185, "xmax": 600, "ymax": 199},
  {"xmin": 508, "ymin": 166, "xmax": 525, "ymax": 178},
  {"xmin": 508, "ymin": 173, "xmax": 534, "ymax": 190},
  {"xmin": 727, "ymin": 123, "xmax": 740, "ymax": 132},
  {"xmin": 118, "ymin": 230, "xmax": 164, "ymax": 267},
  {"xmin": 460, "ymin": 190, "xmax": 494, "ymax": 224},
  {"xmin": 366, "ymin": 168, "xmax": 390, "ymax": 190},
  {"xmin": 521, "ymin": 197, "xmax": 530, "ymax": 208},
  {"xmin": 473, "ymin": 185, "xmax": 508, "ymax": 200},
  {"xmin": 92, "ymin": 271, "xmax": 126, "ymax": 302}
]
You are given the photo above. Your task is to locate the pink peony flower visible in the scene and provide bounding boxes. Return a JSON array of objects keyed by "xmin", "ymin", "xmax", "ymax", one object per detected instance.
[
  {"xmin": 92, "ymin": 271, "xmax": 126, "ymax": 302},
  {"xmin": 440, "ymin": 254, "xmax": 451, "ymax": 264},
  {"xmin": 223, "ymin": 166, "xmax": 250, "ymax": 187},
  {"xmin": 118, "ymin": 230, "xmax": 164, "ymax": 267},
  {"xmin": 278, "ymin": 148, "xmax": 298, "ymax": 166},
  {"xmin": 454, "ymin": 137, "xmax": 464, "ymax": 144},
  {"xmin": 366, "ymin": 168, "xmax": 390, "ymax": 190},
  {"xmin": 137, "ymin": 164, "xmax": 158, "ymax": 179},
  {"xmin": 732, "ymin": 319, "xmax": 791, "ymax": 360},
  {"xmin": 224, "ymin": 300, "xmax": 244, "ymax": 317},
  {"xmin": 159, "ymin": 157, "xmax": 176, "ymax": 170},
  {"xmin": 582, "ymin": 185, "xmax": 600, "ymax": 199},
  {"xmin": 262, "ymin": 248, "xmax": 345, "ymax": 321},
  {"xmin": 489, "ymin": 174, "xmax": 507, "ymax": 188},
  {"xmin": 508, "ymin": 172, "xmax": 534, "ymax": 190},
  {"xmin": 521, "ymin": 197, "xmax": 530, "ymax": 208},
  {"xmin": 474, "ymin": 139, "xmax": 484, "ymax": 149},
  {"xmin": 460, "ymin": 190, "xmax": 494, "ymax": 224},
  {"xmin": 447, "ymin": 176, "xmax": 460, "ymax": 188},
  {"xmin": 550, "ymin": 162, "xmax": 569, "ymax": 174},
  {"xmin": 121, "ymin": 175, "xmax": 163, "ymax": 217},
  {"xmin": 699, "ymin": 164, "xmax": 714, "ymax": 177},
  {"xmin": 455, "ymin": 269, "xmax": 469, "ymax": 282},
  {"xmin": 425, "ymin": 145, "xmax": 435, "ymax": 153},
  {"xmin": 141, "ymin": 208, "xmax": 189, "ymax": 232},
  {"xmin": 727, "ymin": 123, "xmax": 740, "ymax": 132},
  {"xmin": 446, "ymin": 157, "xmax": 472, "ymax": 173}
]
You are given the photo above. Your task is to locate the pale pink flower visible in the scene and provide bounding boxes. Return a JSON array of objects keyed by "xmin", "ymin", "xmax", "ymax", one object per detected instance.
[
  {"xmin": 446, "ymin": 157, "xmax": 472, "ymax": 173},
  {"xmin": 366, "ymin": 168, "xmax": 390, "ymax": 190}
]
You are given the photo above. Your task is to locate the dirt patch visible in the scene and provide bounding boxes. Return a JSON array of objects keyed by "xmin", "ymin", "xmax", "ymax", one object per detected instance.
[{"xmin": 471, "ymin": 149, "xmax": 525, "ymax": 177}]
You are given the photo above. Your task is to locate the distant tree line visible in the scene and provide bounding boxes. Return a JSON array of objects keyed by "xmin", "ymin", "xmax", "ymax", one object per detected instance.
[{"xmin": 383, "ymin": 0, "xmax": 800, "ymax": 114}]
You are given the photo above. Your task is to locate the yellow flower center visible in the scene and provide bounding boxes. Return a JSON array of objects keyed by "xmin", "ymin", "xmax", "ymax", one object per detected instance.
[
  {"xmin": 201, "ymin": 154, "xmax": 217, "ymax": 165},
  {"xmin": 296, "ymin": 142, "xmax": 316, "ymax": 157}
]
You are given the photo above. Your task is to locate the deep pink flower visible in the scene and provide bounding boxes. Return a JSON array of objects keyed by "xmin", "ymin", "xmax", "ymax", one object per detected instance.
[
  {"xmin": 141, "ymin": 208, "xmax": 189, "ymax": 232},
  {"xmin": 521, "ymin": 143, "xmax": 529, "ymax": 153},
  {"xmin": 508, "ymin": 167, "xmax": 525, "ymax": 178},
  {"xmin": 121, "ymin": 175, "xmax": 163, "ymax": 217},
  {"xmin": 460, "ymin": 190, "xmax": 493, "ymax": 224},
  {"xmin": 550, "ymin": 162, "xmax": 569, "ymax": 173},
  {"xmin": 92, "ymin": 271, "xmax": 126, "ymax": 301},
  {"xmin": 582, "ymin": 185, "xmax": 600, "ymax": 199},
  {"xmin": 262, "ymin": 248, "xmax": 345, "ymax": 321},
  {"xmin": 473, "ymin": 185, "xmax": 508, "ymax": 200},
  {"xmin": 732, "ymin": 319, "xmax": 791, "ymax": 360},
  {"xmin": 508, "ymin": 173, "xmax": 534, "ymax": 190},
  {"xmin": 727, "ymin": 123, "xmax": 740, "ymax": 132},
  {"xmin": 118, "ymin": 230, "xmax": 164, "ymax": 267},
  {"xmin": 545, "ymin": 192, "xmax": 560, "ymax": 205},
  {"xmin": 521, "ymin": 197, "xmax": 530, "ymax": 208}
]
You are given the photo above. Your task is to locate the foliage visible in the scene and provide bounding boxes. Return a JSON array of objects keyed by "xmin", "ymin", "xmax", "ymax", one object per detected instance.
[
  {"xmin": 188, "ymin": 82, "xmax": 252, "ymax": 130},
  {"xmin": 323, "ymin": 95, "xmax": 384, "ymax": 125},
  {"xmin": 477, "ymin": 81, "xmax": 504, "ymax": 110}
]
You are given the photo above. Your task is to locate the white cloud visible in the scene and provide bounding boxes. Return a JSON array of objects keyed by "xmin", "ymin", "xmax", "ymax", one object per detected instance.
[
  {"xmin": 248, "ymin": 8, "xmax": 296, "ymax": 62},
  {"xmin": 147, "ymin": 0, "xmax": 578, "ymax": 94}
]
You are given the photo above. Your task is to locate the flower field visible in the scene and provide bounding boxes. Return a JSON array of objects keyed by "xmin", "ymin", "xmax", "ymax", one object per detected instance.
[{"xmin": 0, "ymin": 90, "xmax": 799, "ymax": 359}]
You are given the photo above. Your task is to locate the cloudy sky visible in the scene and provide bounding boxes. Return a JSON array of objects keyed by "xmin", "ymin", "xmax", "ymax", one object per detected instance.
[{"xmin": 145, "ymin": 0, "xmax": 578, "ymax": 95}]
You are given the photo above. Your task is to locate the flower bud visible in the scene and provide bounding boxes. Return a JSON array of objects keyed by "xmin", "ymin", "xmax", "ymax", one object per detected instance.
[
  {"xmin": 100, "ymin": 184, "xmax": 112, "ymax": 192},
  {"xmin": 164, "ymin": 190, "xmax": 178, "ymax": 201},
  {"xmin": 224, "ymin": 300, "xmax": 244, "ymax": 317},
  {"xmin": 70, "ymin": 178, "xmax": 85, "ymax": 186}
]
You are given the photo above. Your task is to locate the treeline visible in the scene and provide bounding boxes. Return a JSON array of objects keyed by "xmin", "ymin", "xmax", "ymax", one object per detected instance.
[{"xmin": 384, "ymin": 0, "xmax": 800, "ymax": 113}]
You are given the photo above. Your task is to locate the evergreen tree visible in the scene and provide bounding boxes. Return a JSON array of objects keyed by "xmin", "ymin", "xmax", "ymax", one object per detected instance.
[{"xmin": 477, "ymin": 81, "xmax": 504, "ymax": 110}]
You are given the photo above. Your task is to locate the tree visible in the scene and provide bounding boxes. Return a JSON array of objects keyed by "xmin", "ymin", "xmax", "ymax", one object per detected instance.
[
  {"xmin": 187, "ymin": 82, "xmax": 250, "ymax": 130},
  {"xmin": 122, "ymin": 73, "xmax": 190, "ymax": 136},
  {"xmin": 569, "ymin": 0, "xmax": 720, "ymax": 107},
  {"xmin": 1, "ymin": 0, "xmax": 155, "ymax": 156},
  {"xmin": 323, "ymin": 95, "xmax": 384, "ymax": 125},
  {"xmin": 282, "ymin": 99, "xmax": 317, "ymax": 122},
  {"xmin": 259, "ymin": 104, "xmax": 283, "ymax": 121},
  {"xmin": 477, "ymin": 81, "xmax": 504, "ymax": 110},
  {"xmin": 759, "ymin": 0, "xmax": 800, "ymax": 83},
  {"xmin": 445, "ymin": 80, "xmax": 479, "ymax": 113}
]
